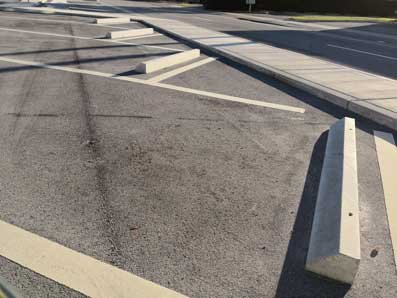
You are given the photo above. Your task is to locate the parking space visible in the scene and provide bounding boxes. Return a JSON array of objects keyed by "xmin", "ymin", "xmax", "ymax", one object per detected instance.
[
  {"xmin": 0, "ymin": 6, "xmax": 396, "ymax": 298},
  {"xmin": 0, "ymin": 11, "xmax": 144, "ymax": 34},
  {"xmin": 0, "ymin": 11, "xmax": 194, "ymax": 78}
]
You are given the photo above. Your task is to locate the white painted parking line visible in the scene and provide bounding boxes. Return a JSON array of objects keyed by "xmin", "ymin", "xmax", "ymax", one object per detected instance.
[
  {"xmin": 0, "ymin": 56, "xmax": 305, "ymax": 113},
  {"xmin": 0, "ymin": 220, "xmax": 186, "ymax": 298},
  {"xmin": 148, "ymin": 57, "xmax": 217, "ymax": 83},
  {"xmin": 328, "ymin": 44, "xmax": 397, "ymax": 61},
  {"xmin": 374, "ymin": 131, "xmax": 397, "ymax": 268},
  {"xmin": 0, "ymin": 26, "xmax": 92, "ymax": 39},
  {"xmin": 149, "ymin": 81, "xmax": 305, "ymax": 113},
  {"xmin": 0, "ymin": 15, "xmax": 130, "ymax": 30},
  {"xmin": 0, "ymin": 27, "xmax": 183, "ymax": 52},
  {"xmin": 102, "ymin": 38, "xmax": 183, "ymax": 52}
]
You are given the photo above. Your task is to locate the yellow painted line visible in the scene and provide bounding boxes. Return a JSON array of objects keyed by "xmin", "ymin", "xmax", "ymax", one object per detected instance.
[
  {"xmin": 374, "ymin": 131, "xmax": 397, "ymax": 268},
  {"xmin": 148, "ymin": 57, "xmax": 217, "ymax": 83},
  {"xmin": 0, "ymin": 220, "xmax": 186, "ymax": 298},
  {"xmin": 0, "ymin": 56, "xmax": 305, "ymax": 113}
]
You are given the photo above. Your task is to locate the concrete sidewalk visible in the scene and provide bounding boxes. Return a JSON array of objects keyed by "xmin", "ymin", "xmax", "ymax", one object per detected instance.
[
  {"xmin": 139, "ymin": 18, "xmax": 397, "ymax": 130},
  {"xmin": 227, "ymin": 13, "xmax": 397, "ymax": 43},
  {"xmin": 3, "ymin": 4, "xmax": 397, "ymax": 130}
]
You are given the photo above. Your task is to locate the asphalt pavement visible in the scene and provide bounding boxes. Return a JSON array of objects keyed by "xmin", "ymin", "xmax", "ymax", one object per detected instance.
[{"xmin": 0, "ymin": 4, "xmax": 396, "ymax": 298}]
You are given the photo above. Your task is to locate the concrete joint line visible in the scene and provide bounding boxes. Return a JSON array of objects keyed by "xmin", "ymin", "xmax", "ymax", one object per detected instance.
[{"xmin": 306, "ymin": 117, "xmax": 360, "ymax": 284}]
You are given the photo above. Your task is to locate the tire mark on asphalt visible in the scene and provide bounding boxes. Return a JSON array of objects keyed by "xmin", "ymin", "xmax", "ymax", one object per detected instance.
[
  {"xmin": 10, "ymin": 42, "xmax": 41, "ymax": 138},
  {"xmin": 68, "ymin": 23, "xmax": 124, "ymax": 267},
  {"xmin": 9, "ymin": 41, "xmax": 57, "ymax": 152}
]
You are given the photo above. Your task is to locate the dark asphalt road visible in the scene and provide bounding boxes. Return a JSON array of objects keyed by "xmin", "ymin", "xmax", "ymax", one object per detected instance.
[
  {"xmin": 0, "ymin": 4, "xmax": 396, "ymax": 298},
  {"xmin": 101, "ymin": 0, "xmax": 397, "ymax": 79}
]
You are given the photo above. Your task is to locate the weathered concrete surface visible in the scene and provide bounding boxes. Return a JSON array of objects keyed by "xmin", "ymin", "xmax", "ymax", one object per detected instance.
[
  {"xmin": 106, "ymin": 28, "xmax": 153, "ymax": 39},
  {"xmin": 306, "ymin": 118, "xmax": 360, "ymax": 284},
  {"xmin": 136, "ymin": 49, "xmax": 200, "ymax": 73}
]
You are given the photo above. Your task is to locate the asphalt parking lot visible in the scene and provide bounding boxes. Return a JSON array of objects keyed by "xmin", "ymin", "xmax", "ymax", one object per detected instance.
[{"xmin": 0, "ymin": 8, "xmax": 396, "ymax": 298}]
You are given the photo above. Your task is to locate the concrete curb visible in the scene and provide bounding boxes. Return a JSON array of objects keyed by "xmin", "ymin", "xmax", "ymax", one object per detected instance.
[
  {"xmin": 138, "ymin": 19, "xmax": 397, "ymax": 131},
  {"xmin": 136, "ymin": 49, "xmax": 200, "ymax": 74},
  {"xmin": 106, "ymin": 28, "xmax": 153, "ymax": 39},
  {"xmin": 95, "ymin": 17, "xmax": 131, "ymax": 24},
  {"xmin": 305, "ymin": 117, "xmax": 360, "ymax": 284}
]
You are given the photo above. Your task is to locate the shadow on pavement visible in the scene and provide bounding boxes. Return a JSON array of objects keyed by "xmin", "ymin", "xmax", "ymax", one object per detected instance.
[
  {"xmin": 223, "ymin": 25, "xmax": 397, "ymax": 80},
  {"xmin": 275, "ymin": 131, "xmax": 351, "ymax": 298}
]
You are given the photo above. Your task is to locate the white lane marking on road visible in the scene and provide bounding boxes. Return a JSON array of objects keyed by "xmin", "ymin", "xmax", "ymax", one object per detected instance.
[
  {"xmin": 0, "ymin": 15, "xmax": 131, "ymax": 30},
  {"xmin": 0, "ymin": 220, "xmax": 186, "ymax": 298},
  {"xmin": 0, "ymin": 27, "xmax": 183, "ymax": 52},
  {"xmin": 374, "ymin": 131, "xmax": 397, "ymax": 269},
  {"xmin": 148, "ymin": 57, "xmax": 216, "ymax": 83},
  {"xmin": 328, "ymin": 44, "xmax": 397, "ymax": 61},
  {"xmin": 0, "ymin": 56, "xmax": 305, "ymax": 113}
]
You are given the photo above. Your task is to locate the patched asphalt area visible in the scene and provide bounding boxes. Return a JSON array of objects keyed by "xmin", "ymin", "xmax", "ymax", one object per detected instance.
[{"xmin": 0, "ymin": 9, "xmax": 396, "ymax": 298}]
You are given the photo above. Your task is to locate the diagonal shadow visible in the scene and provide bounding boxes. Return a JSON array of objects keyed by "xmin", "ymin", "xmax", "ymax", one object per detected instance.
[
  {"xmin": 275, "ymin": 131, "xmax": 351, "ymax": 298},
  {"xmin": 0, "ymin": 44, "xmax": 144, "ymax": 57},
  {"xmin": 223, "ymin": 27, "xmax": 397, "ymax": 79},
  {"xmin": 0, "ymin": 51, "xmax": 171, "ymax": 74},
  {"xmin": 115, "ymin": 69, "xmax": 141, "ymax": 76}
]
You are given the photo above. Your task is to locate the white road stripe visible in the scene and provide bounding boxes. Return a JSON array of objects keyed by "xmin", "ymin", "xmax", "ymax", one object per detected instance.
[
  {"xmin": 374, "ymin": 131, "xmax": 397, "ymax": 269},
  {"xmin": 328, "ymin": 44, "xmax": 397, "ymax": 61},
  {"xmin": 0, "ymin": 27, "xmax": 183, "ymax": 52},
  {"xmin": 0, "ymin": 220, "xmax": 186, "ymax": 298},
  {"xmin": 0, "ymin": 26, "xmax": 92, "ymax": 39},
  {"xmin": 144, "ymin": 81, "xmax": 304, "ymax": 113},
  {"xmin": 148, "ymin": 57, "xmax": 217, "ymax": 83},
  {"xmin": 0, "ymin": 15, "xmax": 132, "ymax": 30},
  {"xmin": 0, "ymin": 56, "xmax": 305, "ymax": 113}
]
